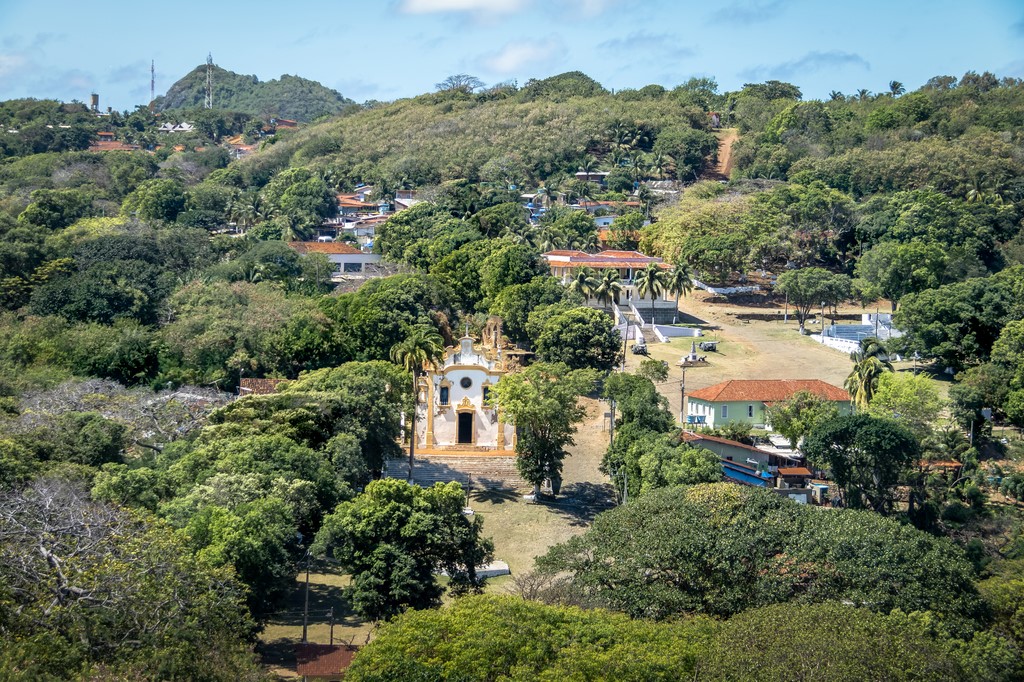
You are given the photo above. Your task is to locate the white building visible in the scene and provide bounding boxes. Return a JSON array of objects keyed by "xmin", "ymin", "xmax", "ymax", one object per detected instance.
[
  {"xmin": 416, "ymin": 335, "xmax": 516, "ymax": 451},
  {"xmin": 288, "ymin": 241, "xmax": 382, "ymax": 277}
]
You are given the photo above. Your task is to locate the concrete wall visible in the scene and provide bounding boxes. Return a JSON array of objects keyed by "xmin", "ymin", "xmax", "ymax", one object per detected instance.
[
  {"xmin": 692, "ymin": 278, "xmax": 761, "ymax": 295},
  {"xmin": 651, "ymin": 325, "xmax": 702, "ymax": 342}
]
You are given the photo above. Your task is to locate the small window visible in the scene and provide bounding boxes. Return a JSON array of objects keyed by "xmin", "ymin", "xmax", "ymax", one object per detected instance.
[
  {"xmin": 343, "ymin": 262, "xmax": 362, "ymax": 273},
  {"xmin": 482, "ymin": 386, "xmax": 490, "ymax": 402},
  {"xmin": 460, "ymin": 377, "xmax": 472, "ymax": 389},
  {"xmin": 439, "ymin": 386, "xmax": 449, "ymax": 406},
  {"xmin": 747, "ymin": 404, "xmax": 754, "ymax": 418},
  {"xmin": 721, "ymin": 405, "xmax": 728, "ymax": 419}
]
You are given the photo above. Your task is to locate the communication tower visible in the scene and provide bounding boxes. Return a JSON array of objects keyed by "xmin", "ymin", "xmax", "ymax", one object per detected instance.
[{"xmin": 204, "ymin": 53, "xmax": 213, "ymax": 109}]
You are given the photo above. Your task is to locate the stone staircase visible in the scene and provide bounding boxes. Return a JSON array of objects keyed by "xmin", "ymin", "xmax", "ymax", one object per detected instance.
[{"xmin": 385, "ymin": 455, "xmax": 529, "ymax": 491}]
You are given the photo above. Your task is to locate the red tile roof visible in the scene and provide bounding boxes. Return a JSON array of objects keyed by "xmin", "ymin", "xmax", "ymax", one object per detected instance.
[
  {"xmin": 542, "ymin": 249, "xmax": 664, "ymax": 269},
  {"xmin": 87, "ymin": 140, "xmax": 139, "ymax": 152},
  {"xmin": 337, "ymin": 196, "xmax": 378, "ymax": 208},
  {"xmin": 681, "ymin": 431, "xmax": 774, "ymax": 456},
  {"xmin": 687, "ymin": 380, "xmax": 850, "ymax": 403},
  {"xmin": 289, "ymin": 241, "xmax": 364, "ymax": 255},
  {"xmin": 295, "ymin": 644, "xmax": 359, "ymax": 677},
  {"xmin": 556, "ymin": 260, "xmax": 670, "ymax": 269}
]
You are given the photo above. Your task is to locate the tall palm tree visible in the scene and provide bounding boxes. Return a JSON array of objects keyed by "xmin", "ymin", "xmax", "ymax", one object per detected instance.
[
  {"xmin": 849, "ymin": 337, "xmax": 892, "ymax": 368},
  {"xmin": 888, "ymin": 80, "xmax": 906, "ymax": 97},
  {"xmin": 390, "ymin": 326, "xmax": 445, "ymax": 481},
  {"xmin": 664, "ymin": 263, "xmax": 693, "ymax": 324},
  {"xmin": 856, "ymin": 88, "xmax": 871, "ymax": 102},
  {"xmin": 634, "ymin": 262, "xmax": 666, "ymax": 326},
  {"xmin": 535, "ymin": 185, "xmax": 558, "ymax": 208},
  {"xmin": 844, "ymin": 355, "xmax": 891, "ymax": 411},
  {"xmin": 627, "ymin": 153, "xmax": 647, "ymax": 183},
  {"xmin": 578, "ymin": 155, "xmax": 598, "ymax": 175},
  {"xmin": 567, "ymin": 267, "xmax": 598, "ymax": 300},
  {"xmin": 593, "ymin": 269, "xmax": 623, "ymax": 310},
  {"xmin": 829, "ymin": 90, "xmax": 845, "ymax": 101}
]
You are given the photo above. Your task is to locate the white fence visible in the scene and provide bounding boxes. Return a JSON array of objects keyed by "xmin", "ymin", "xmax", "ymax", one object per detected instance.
[
  {"xmin": 810, "ymin": 333, "xmax": 860, "ymax": 355},
  {"xmin": 692, "ymin": 278, "xmax": 761, "ymax": 295}
]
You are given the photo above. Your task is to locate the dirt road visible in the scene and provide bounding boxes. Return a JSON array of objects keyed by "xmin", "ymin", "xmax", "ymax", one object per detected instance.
[{"xmin": 706, "ymin": 128, "xmax": 739, "ymax": 180}]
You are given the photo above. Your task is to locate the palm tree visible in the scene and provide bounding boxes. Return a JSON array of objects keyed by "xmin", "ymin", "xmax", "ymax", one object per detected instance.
[
  {"xmin": 578, "ymin": 155, "xmax": 598, "ymax": 175},
  {"xmin": 829, "ymin": 90, "xmax": 845, "ymax": 101},
  {"xmin": 535, "ymin": 185, "xmax": 558, "ymax": 208},
  {"xmin": 649, "ymin": 152, "xmax": 672, "ymax": 180},
  {"xmin": 888, "ymin": 80, "xmax": 906, "ymax": 97},
  {"xmin": 567, "ymin": 267, "xmax": 598, "ymax": 301},
  {"xmin": 634, "ymin": 262, "xmax": 666, "ymax": 327},
  {"xmin": 571, "ymin": 232, "xmax": 599, "ymax": 253},
  {"xmin": 849, "ymin": 337, "xmax": 892, "ymax": 369},
  {"xmin": 664, "ymin": 263, "xmax": 693, "ymax": 323},
  {"xmin": 390, "ymin": 326, "xmax": 445, "ymax": 481},
  {"xmin": 856, "ymin": 88, "xmax": 871, "ymax": 102},
  {"xmin": 627, "ymin": 153, "xmax": 647, "ymax": 183},
  {"xmin": 593, "ymin": 269, "xmax": 623, "ymax": 310},
  {"xmin": 844, "ymin": 355, "xmax": 891, "ymax": 410}
]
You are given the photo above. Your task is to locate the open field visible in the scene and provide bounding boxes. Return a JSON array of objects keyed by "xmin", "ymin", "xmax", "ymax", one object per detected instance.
[{"xmin": 621, "ymin": 289, "xmax": 864, "ymax": 424}]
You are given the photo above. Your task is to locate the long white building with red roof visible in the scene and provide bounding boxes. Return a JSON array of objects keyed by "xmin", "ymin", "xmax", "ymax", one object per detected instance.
[{"xmin": 685, "ymin": 379, "xmax": 852, "ymax": 429}]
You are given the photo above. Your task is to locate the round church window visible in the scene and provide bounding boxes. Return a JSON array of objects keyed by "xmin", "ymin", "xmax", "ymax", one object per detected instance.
[{"xmin": 460, "ymin": 377, "xmax": 472, "ymax": 389}]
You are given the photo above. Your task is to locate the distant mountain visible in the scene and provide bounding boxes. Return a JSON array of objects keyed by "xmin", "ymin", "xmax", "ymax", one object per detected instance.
[{"xmin": 153, "ymin": 64, "xmax": 354, "ymax": 123}]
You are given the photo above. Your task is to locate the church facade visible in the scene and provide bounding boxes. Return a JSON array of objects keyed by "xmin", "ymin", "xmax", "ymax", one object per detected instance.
[{"xmin": 415, "ymin": 334, "xmax": 516, "ymax": 451}]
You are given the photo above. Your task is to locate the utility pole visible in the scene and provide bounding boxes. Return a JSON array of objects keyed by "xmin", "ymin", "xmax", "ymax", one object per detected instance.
[
  {"xmin": 328, "ymin": 607, "xmax": 335, "ymax": 645},
  {"xmin": 301, "ymin": 551, "xmax": 311, "ymax": 643},
  {"xmin": 609, "ymin": 398, "xmax": 616, "ymax": 446},
  {"xmin": 680, "ymin": 367, "xmax": 686, "ymax": 423},
  {"xmin": 620, "ymin": 315, "xmax": 629, "ymax": 371}
]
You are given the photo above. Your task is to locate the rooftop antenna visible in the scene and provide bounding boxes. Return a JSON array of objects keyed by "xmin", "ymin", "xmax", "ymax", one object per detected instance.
[
  {"xmin": 150, "ymin": 60, "xmax": 155, "ymax": 108},
  {"xmin": 204, "ymin": 53, "xmax": 213, "ymax": 109}
]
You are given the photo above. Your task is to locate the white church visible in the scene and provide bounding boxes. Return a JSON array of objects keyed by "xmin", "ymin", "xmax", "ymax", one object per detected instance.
[{"xmin": 415, "ymin": 332, "xmax": 518, "ymax": 452}]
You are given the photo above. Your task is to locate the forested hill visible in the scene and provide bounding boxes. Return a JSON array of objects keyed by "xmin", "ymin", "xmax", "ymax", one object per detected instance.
[
  {"xmin": 230, "ymin": 71, "xmax": 719, "ymax": 192},
  {"xmin": 153, "ymin": 64, "xmax": 354, "ymax": 122}
]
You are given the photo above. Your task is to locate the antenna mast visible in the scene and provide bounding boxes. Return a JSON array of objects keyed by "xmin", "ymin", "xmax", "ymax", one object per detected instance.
[
  {"xmin": 204, "ymin": 53, "xmax": 213, "ymax": 109},
  {"xmin": 150, "ymin": 60, "xmax": 155, "ymax": 108}
]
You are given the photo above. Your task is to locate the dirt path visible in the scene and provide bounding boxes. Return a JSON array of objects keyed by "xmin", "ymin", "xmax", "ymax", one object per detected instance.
[{"xmin": 707, "ymin": 128, "xmax": 738, "ymax": 180}]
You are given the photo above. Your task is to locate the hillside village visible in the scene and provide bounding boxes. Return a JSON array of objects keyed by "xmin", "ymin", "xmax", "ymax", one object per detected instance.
[{"xmin": 1, "ymin": 63, "xmax": 1024, "ymax": 681}]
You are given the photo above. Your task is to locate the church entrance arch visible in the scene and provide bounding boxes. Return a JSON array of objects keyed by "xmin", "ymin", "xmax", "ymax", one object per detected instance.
[{"xmin": 457, "ymin": 412, "xmax": 474, "ymax": 444}]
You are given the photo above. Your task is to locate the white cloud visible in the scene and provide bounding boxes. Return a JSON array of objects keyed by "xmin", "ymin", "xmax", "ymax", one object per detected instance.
[
  {"xmin": 400, "ymin": 0, "xmax": 528, "ymax": 14},
  {"xmin": 561, "ymin": 0, "xmax": 620, "ymax": 16},
  {"xmin": 482, "ymin": 40, "xmax": 563, "ymax": 74}
]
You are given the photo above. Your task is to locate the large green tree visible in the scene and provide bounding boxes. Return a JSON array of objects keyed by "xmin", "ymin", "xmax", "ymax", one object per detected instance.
[
  {"xmin": 534, "ymin": 306, "xmax": 620, "ymax": 371},
  {"xmin": 535, "ymin": 484, "xmax": 985, "ymax": 631},
  {"xmin": 490, "ymin": 362, "xmax": 597, "ymax": 494},
  {"xmin": 803, "ymin": 413, "xmax": 919, "ymax": 513},
  {"xmin": 312, "ymin": 479, "xmax": 493, "ymax": 621},
  {"xmin": 774, "ymin": 267, "xmax": 851, "ymax": 333}
]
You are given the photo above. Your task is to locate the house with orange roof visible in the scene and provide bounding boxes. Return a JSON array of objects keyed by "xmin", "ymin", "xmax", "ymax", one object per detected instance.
[
  {"xmin": 336, "ymin": 194, "xmax": 379, "ymax": 216},
  {"xmin": 685, "ymin": 379, "xmax": 851, "ymax": 429},
  {"xmin": 542, "ymin": 248, "xmax": 679, "ymax": 323},
  {"xmin": 288, "ymin": 241, "xmax": 382, "ymax": 278},
  {"xmin": 88, "ymin": 139, "xmax": 140, "ymax": 152}
]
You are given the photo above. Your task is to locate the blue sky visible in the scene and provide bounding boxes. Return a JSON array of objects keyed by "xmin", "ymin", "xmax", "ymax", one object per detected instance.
[{"xmin": 1, "ymin": 0, "xmax": 1022, "ymax": 110}]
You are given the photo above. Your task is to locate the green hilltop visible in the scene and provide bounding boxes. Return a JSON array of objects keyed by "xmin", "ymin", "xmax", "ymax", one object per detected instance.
[{"xmin": 153, "ymin": 63, "xmax": 354, "ymax": 123}]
